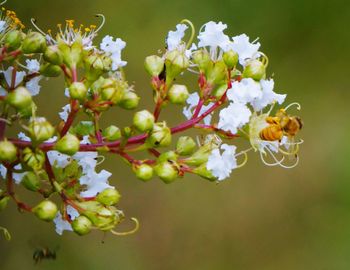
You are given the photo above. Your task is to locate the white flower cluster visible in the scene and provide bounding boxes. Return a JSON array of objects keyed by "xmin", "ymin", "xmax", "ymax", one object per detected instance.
[{"xmin": 100, "ymin": 35, "xmax": 127, "ymax": 71}]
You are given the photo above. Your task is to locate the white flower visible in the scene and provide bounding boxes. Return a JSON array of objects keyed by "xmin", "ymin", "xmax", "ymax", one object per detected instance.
[
  {"xmin": 79, "ymin": 169, "xmax": 114, "ymax": 198},
  {"xmin": 0, "ymin": 164, "xmax": 26, "ymax": 184},
  {"xmin": 25, "ymin": 59, "xmax": 40, "ymax": 73},
  {"xmin": 100, "ymin": 35, "xmax": 127, "ymax": 70},
  {"xmin": 47, "ymin": 151, "xmax": 72, "ymax": 168},
  {"xmin": 66, "ymin": 205, "xmax": 79, "ymax": 219},
  {"xmin": 230, "ymin": 34, "xmax": 261, "ymax": 66},
  {"xmin": 207, "ymin": 144, "xmax": 237, "ymax": 181},
  {"xmin": 226, "ymin": 78, "xmax": 262, "ymax": 105},
  {"xmin": 250, "ymin": 79, "xmax": 286, "ymax": 111},
  {"xmin": 73, "ymin": 152, "xmax": 98, "ymax": 174},
  {"xmin": 54, "ymin": 212, "xmax": 73, "ymax": 235},
  {"xmin": 25, "ymin": 76, "xmax": 42, "ymax": 96},
  {"xmin": 0, "ymin": 20, "xmax": 7, "ymax": 33},
  {"xmin": 198, "ymin": 21, "xmax": 230, "ymax": 50},
  {"xmin": 183, "ymin": 92, "xmax": 213, "ymax": 125},
  {"xmin": 1, "ymin": 67, "xmax": 26, "ymax": 89},
  {"xmin": 18, "ymin": 132, "xmax": 30, "ymax": 141},
  {"xmin": 59, "ymin": 104, "xmax": 71, "ymax": 122},
  {"xmin": 167, "ymin": 23, "xmax": 188, "ymax": 51},
  {"xmin": 218, "ymin": 103, "xmax": 252, "ymax": 134}
]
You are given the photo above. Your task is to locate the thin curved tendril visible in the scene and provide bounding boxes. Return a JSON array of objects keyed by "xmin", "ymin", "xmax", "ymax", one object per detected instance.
[
  {"xmin": 0, "ymin": 226, "xmax": 11, "ymax": 241},
  {"xmin": 267, "ymin": 101, "xmax": 276, "ymax": 115},
  {"xmin": 0, "ymin": 0, "xmax": 7, "ymax": 6},
  {"xmin": 180, "ymin": 19, "xmax": 195, "ymax": 50},
  {"xmin": 285, "ymin": 102, "xmax": 301, "ymax": 111},
  {"xmin": 236, "ymin": 151, "xmax": 248, "ymax": 169},
  {"xmin": 95, "ymin": 14, "xmax": 106, "ymax": 33},
  {"xmin": 259, "ymin": 51, "xmax": 269, "ymax": 68},
  {"xmin": 260, "ymin": 147, "xmax": 285, "ymax": 167},
  {"xmin": 95, "ymin": 155, "xmax": 105, "ymax": 166},
  {"xmin": 110, "ymin": 218, "xmax": 139, "ymax": 236},
  {"xmin": 279, "ymin": 143, "xmax": 300, "ymax": 156},
  {"xmin": 30, "ymin": 19, "xmax": 47, "ymax": 36}
]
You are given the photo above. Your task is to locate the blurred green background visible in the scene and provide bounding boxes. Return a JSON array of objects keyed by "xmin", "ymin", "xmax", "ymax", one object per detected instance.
[{"xmin": 1, "ymin": 0, "xmax": 350, "ymax": 269}]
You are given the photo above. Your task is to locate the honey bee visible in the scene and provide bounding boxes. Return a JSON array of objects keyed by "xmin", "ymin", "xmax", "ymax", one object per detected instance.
[
  {"xmin": 33, "ymin": 247, "xmax": 57, "ymax": 264},
  {"xmin": 260, "ymin": 109, "xmax": 303, "ymax": 141}
]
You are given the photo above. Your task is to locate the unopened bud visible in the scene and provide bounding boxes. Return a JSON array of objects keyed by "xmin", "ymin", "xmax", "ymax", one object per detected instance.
[
  {"xmin": 207, "ymin": 61, "xmax": 227, "ymax": 85},
  {"xmin": 165, "ymin": 50, "xmax": 189, "ymax": 81},
  {"xmin": 146, "ymin": 122, "xmax": 172, "ymax": 148},
  {"xmin": 55, "ymin": 134, "xmax": 80, "ymax": 155},
  {"xmin": 133, "ymin": 110, "xmax": 155, "ymax": 132},
  {"xmin": 72, "ymin": 215, "xmax": 92, "ymax": 236},
  {"xmin": 118, "ymin": 91, "xmax": 140, "ymax": 110},
  {"xmin": 18, "ymin": 101, "xmax": 36, "ymax": 118},
  {"xmin": 102, "ymin": 125, "xmax": 121, "ymax": 141},
  {"xmin": 0, "ymin": 140, "xmax": 17, "ymax": 162},
  {"xmin": 154, "ymin": 161, "xmax": 178, "ymax": 183},
  {"xmin": 23, "ymin": 147, "xmax": 45, "ymax": 171},
  {"xmin": 242, "ymin": 60, "xmax": 266, "ymax": 81},
  {"xmin": 44, "ymin": 45, "xmax": 63, "ymax": 65},
  {"xmin": 157, "ymin": 151, "xmax": 178, "ymax": 163},
  {"xmin": 40, "ymin": 63, "xmax": 62, "ymax": 77},
  {"xmin": 33, "ymin": 200, "xmax": 58, "ymax": 222},
  {"xmin": 144, "ymin": 55, "xmax": 164, "ymax": 77},
  {"xmin": 73, "ymin": 121, "xmax": 94, "ymax": 137},
  {"xmin": 193, "ymin": 164, "xmax": 216, "ymax": 181},
  {"xmin": 134, "ymin": 164, "xmax": 153, "ymax": 181},
  {"xmin": 5, "ymin": 30, "xmax": 23, "ymax": 50},
  {"xmin": 97, "ymin": 188, "xmax": 121, "ymax": 206},
  {"xmin": 22, "ymin": 31, "xmax": 47, "ymax": 54},
  {"xmin": 192, "ymin": 50, "xmax": 212, "ymax": 72},
  {"xmin": 212, "ymin": 84, "xmax": 228, "ymax": 99},
  {"xmin": 168, "ymin": 84, "xmax": 189, "ymax": 104},
  {"xmin": 223, "ymin": 50, "xmax": 238, "ymax": 69},
  {"xmin": 176, "ymin": 136, "xmax": 196, "ymax": 156},
  {"xmin": 21, "ymin": 171, "xmax": 40, "ymax": 191},
  {"xmin": 6, "ymin": 86, "xmax": 32, "ymax": 109},
  {"xmin": 69, "ymin": 82, "xmax": 87, "ymax": 101},
  {"xmin": 183, "ymin": 143, "xmax": 216, "ymax": 166},
  {"xmin": 28, "ymin": 117, "xmax": 55, "ymax": 142}
]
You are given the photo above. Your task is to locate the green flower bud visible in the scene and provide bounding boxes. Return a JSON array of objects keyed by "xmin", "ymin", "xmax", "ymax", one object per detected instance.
[
  {"xmin": 168, "ymin": 84, "xmax": 189, "ymax": 104},
  {"xmin": 22, "ymin": 31, "xmax": 47, "ymax": 54},
  {"xmin": 212, "ymin": 84, "xmax": 228, "ymax": 99},
  {"xmin": 192, "ymin": 50, "xmax": 212, "ymax": 72},
  {"xmin": 69, "ymin": 82, "xmax": 87, "ymax": 101},
  {"xmin": 85, "ymin": 54, "xmax": 106, "ymax": 71},
  {"xmin": 134, "ymin": 164, "xmax": 153, "ymax": 181},
  {"xmin": 165, "ymin": 50, "xmax": 189, "ymax": 81},
  {"xmin": 0, "ymin": 140, "xmax": 17, "ymax": 162},
  {"xmin": 144, "ymin": 55, "xmax": 164, "ymax": 77},
  {"xmin": 154, "ymin": 161, "xmax": 178, "ymax": 183},
  {"xmin": 40, "ymin": 63, "xmax": 62, "ymax": 77},
  {"xmin": 0, "ymin": 196, "xmax": 10, "ymax": 211},
  {"xmin": 242, "ymin": 60, "xmax": 266, "ymax": 81},
  {"xmin": 133, "ymin": 110, "xmax": 155, "ymax": 132},
  {"xmin": 55, "ymin": 134, "xmax": 80, "ymax": 156},
  {"xmin": 118, "ymin": 91, "xmax": 140, "ymax": 110},
  {"xmin": 183, "ymin": 143, "xmax": 217, "ymax": 166},
  {"xmin": 73, "ymin": 121, "xmax": 94, "ymax": 137},
  {"xmin": 5, "ymin": 30, "xmax": 23, "ymax": 50},
  {"xmin": 157, "ymin": 151, "xmax": 178, "ymax": 163},
  {"xmin": 21, "ymin": 171, "xmax": 40, "ymax": 191},
  {"xmin": 58, "ymin": 38, "xmax": 83, "ymax": 68},
  {"xmin": 176, "ymin": 136, "xmax": 196, "ymax": 156},
  {"xmin": 44, "ymin": 45, "xmax": 63, "ymax": 65},
  {"xmin": 207, "ymin": 61, "xmax": 228, "ymax": 85},
  {"xmin": 23, "ymin": 147, "xmax": 45, "ymax": 171},
  {"xmin": 146, "ymin": 122, "xmax": 172, "ymax": 148},
  {"xmin": 18, "ymin": 101, "xmax": 36, "ymax": 119},
  {"xmin": 193, "ymin": 164, "xmax": 216, "ymax": 181},
  {"xmin": 223, "ymin": 50, "xmax": 238, "ymax": 69},
  {"xmin": 96, "ymin": 188, "xmax": 121, "ymax": 206},
  {"xmin": 33, "ymin": 200, "xmax": 58, "ymax": 222},
  {"xmin": 122, "ymin": 126, "xmax": 133, "ymax": 138},
  {"xmin": 28, "ymin": 117, "xmax": 55, "ymax": 142},
  {"xmin": 72, "ymin": 215, "xmax": 92, "ymax": 236},
  {"xmin": 102, "ymin": 125, "xmax": 121, "ymax": 141},
  {"xmin": 6, "ymin": 87, "xmax": 32, "ymax": 110}
]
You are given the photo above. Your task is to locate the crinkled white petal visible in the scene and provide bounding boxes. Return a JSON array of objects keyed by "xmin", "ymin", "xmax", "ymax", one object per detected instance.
[
  {"xmin": 251, "ymin": 79, "xmax": 286, "ymax": 111},
  {"xmin": 198, "ymin": 21, "xmax": 230, "ymax": 50},
  {"xmin": 218, "ymin": 103, "xmax": 252, "ymax": 134},
  {"xmin": 47, "ymin": 151, "xmax": 72, "ymax": 168},
  {"xmin": 227, "ymin": 78, "xmax": 262, "ymax": 105},
  {"xmin": 183, "ymin": 92, "xmax": 213, "ymax": 125},
  {"xmin": 25, "ymin": 59, "xmax": 40, "ymax": 73},
  {"xmin": 207, "ymin": 144, "xmax": 237, "ymax": 181},
  {"xmin": 59, "ymin": 104, "xmax": 71, "ymax": 122},
  {"xmin": 167, "ymin": 23, "xmax": 188, "ymax": 51},
  {"xmin": 54, "ymin": 212, "xmax": 73, "ymax": 235},
  {"xmin": 230, "ymin": 34, "xmax": 261, "ymax": 66},
  {"xmin": 2, "ymin": 67, "xmax": 26, "ymax": 88},
  {"xmin": 18, "ymin": 132, "xmax": 30, "ymax": 141},
  {"xmin": 73, "ymin": 151, "xmax": 98, "ymax": 174},
  {"xmin": 0, "ymin": 164, "xmax": 26, "ymax": 184},
  {"xmin": 66, "ymin": 205, "xmax": 80, "ymax": 220},
  {"xmin": 25, "ymin": 76, "xmax": 42, "ymax": 96},
  {"xmin": 100, "ymin": 36, "xmax": 127, "ymax": 70},
  {"xmin": 79, "ymin": 169, "xmax": 113, "ymax": 198}
]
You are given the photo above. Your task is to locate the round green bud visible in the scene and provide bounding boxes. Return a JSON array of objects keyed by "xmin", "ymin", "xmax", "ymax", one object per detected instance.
[
  {"xmin": 154, "ymin": 162, "xmax": 178, "ymax": 183},
  {"xmin": 212, "ymin": 84, "xmax": 228, "ymax": 99},
  {"xmin": 55, "ymin": 134, "xmax": 80, "ymax": 156},
  {"xmin": 23, "ymin": 147, "xmax": 45, "ymax": 171},
  {"xmin": 6, "ymin": 86, "xmax": 32, "ymax": 110},
  {"xmin": 207, "ymin": 61, "xmax": 228, "ymax": 85},
  {"xmin": 183, "ymin": 143, "xmax": 215, "ymax": 166},
  {"xmin": 223, "ymin": 50, "xmax": 238, "ymax": 69},
  {"xmin": 134, "ymin": 164, "xmax": 153, "ymax": 181},
  {"xmin": 146, "ymin": 122, "xmax": 172, "ymax": 148},
  {"xmin": 176, "ymin": 136, "xmax": 196, "ymax": 156},
  {"xmin": 157, "ymin": 151, "xmax": 178, "ymax": 163},
  {"xmin": 5, "ymin": 30, "xmax": 23, "ymax": 50},
  {"xmin": 96, "ymin": 188, "xmax": 121, "ymax": 206},
  {"xmin": 193, "ymin": 164, "xmax": 216, "ymax": 181},
  {"xmin": 33, "ymin": 200, "xmax": 58, "ymax": 222},
  {"xmin": 21, "ymin": 171, "xmax": 40, "ymax": 192},
  {"xmin": 242, "ymin": 60, "xmax": 266, "ymax": 81},
  {"xmin": 192, "ymin": 50, "xmax": 212, "ymax": 72},
  {"xmin": 168, "ymin": 84, "xmax": 189, "ymax": 104},
  {"xmin": 72, "ymin": 215, "xmax": 92, "ymax": 236},
  {"xmin": 44, "ymin": 45, "xmax": 63, "ymax": 65},
  {"xmin": 144, "ymin": 55, "xmax": 164, "ymax": 77},
  {"xmin": 40, "ymin": 63, "xmax": 62, "ymax": 77},
  {"xmin": 165, "ymin": 50, "xmax": 189, "ymax": 80},
  {"xmin": 0, "ymin": 140, "xmax": 17, "ymax": 162},
  {"xmin": 102, "ymin": 125, "xmax": 121, "ymax": 141},
  {"xmin": 69, "ymin": 82, "xmax": 87, "ymax": 101},
  {"xmin": 118, "ymin": 91, "xmax": 140, "ymax": 110},
  {"xmin": 100, "ymin": 87, "xmax": 117, "ymax": 101},
  {"xmin": 18, "ymin": 101, "xmax": 36, "ymax": 118},
  {"xmin": 22, "ymin": 31, "xmax": 47, "ymax": 54},
  {"xmin": 0, "ymin": 196, "xmax": 10, "ymax": 211},
  {"xmin": 133, "ymin": 110, "xmax": 155, "ymax": 132},
  {"xmin": 28, "ymin": 118, "xmax": 55, "ymax": 142}
]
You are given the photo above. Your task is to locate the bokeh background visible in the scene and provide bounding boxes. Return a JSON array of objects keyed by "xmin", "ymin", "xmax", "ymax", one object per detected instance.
[{"xmin": 1, "ymin": 0, "xmax": 350, "ymax": 269}]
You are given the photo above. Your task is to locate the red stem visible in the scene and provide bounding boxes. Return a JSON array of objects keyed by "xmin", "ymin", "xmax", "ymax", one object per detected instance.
[{"xmin": 60, "ymin": 100, "xmax": 79, "ymax": 137}]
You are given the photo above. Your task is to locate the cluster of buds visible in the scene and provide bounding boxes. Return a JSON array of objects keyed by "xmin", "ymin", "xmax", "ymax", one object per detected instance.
[{"xmin": 0, "ymin": 2, "xmax": 303, "ymax": 238}]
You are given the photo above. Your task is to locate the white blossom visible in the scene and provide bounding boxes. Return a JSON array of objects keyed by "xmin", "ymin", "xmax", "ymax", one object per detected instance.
[
  {"xmin": 1, "ymin": 67, "xmax": 26, "ymax": 89},
  {"xmin": 207, "ymin": 144, "xmax": 237, "ymax": 181},
  {"xmin": 25, "ymin": 59, "xmax": 40, "ymax": 73},
  {"xmin": 0, "ymin": 164, "xmax": 26, "ymax": 184},
  {"xmin": 226, "ymin": 78, "xmax": 262, "ymax": 105},
  {"xmin": 59, "ymin": 104, "xmax": 71, "ymax": 122},
  {"xmin": 167, "ymin": 23, "xmax": 188, "ymax": 51},
  {"xmin": 47, "ymin": 151, "xmax": 72, "ymax": 168},
  {"xmin": 218, "ymin": 103, "xmax": 252, "ymax": 134},
  {"xmin": 183, "ymin": 92, "xmax": 213, "ymax": 125},
  {"xmin": 53, "ymin": 212, "xmax": 73, "ymax": 235},
  {"xmin": 73, "ymin": 152, "xmax": 98, "ymax": 174},
  {"xmin": 251, "ymin": 79, "xmax": 286, "ymax": 111},
  {"xmin": 79, "ymin": 169, "xmax": 114, "ymax": 198},
  {"xmin": 198, "ymin": 21, "xmax": 230, "ymax": 50},
  {"xmin": 25, "ymin": 76, "xmax": 42, "ymax": 96},
  {"xmin": 100, "ymin": 35, "xmax": 127, "ymax": 70},
  {"xmin": 230, "ymin": 34, "xmax": 261, "ymax": 66}
]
